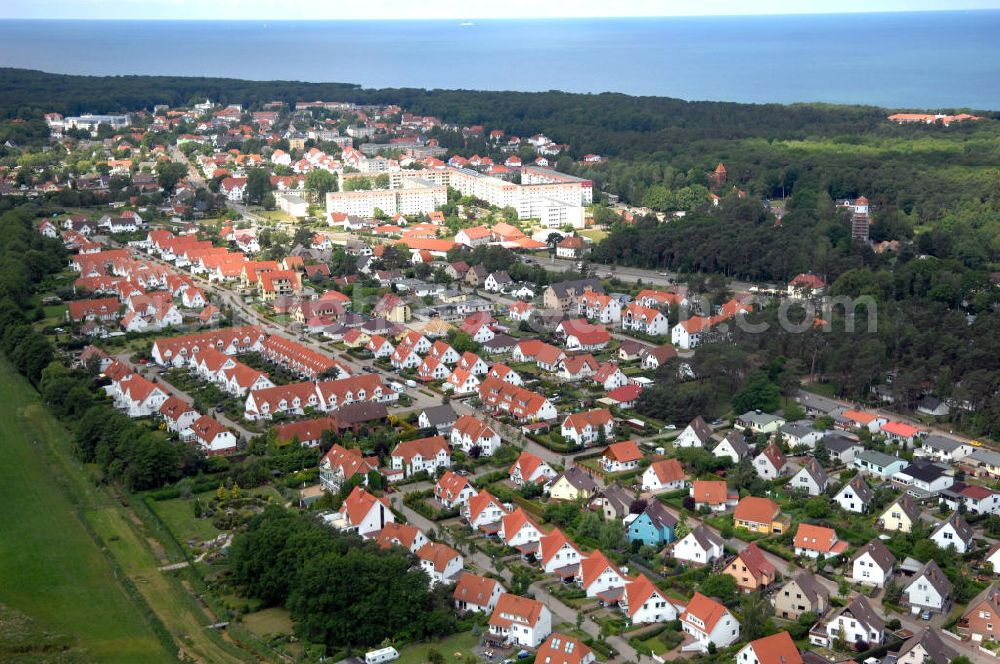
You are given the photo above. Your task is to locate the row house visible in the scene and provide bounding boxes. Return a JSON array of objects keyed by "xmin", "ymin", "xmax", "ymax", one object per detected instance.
[
  {"xmin": 450, "ymin": 415, "xmax": 501, "ymax": 456},
  {"xmin": 478, "ymin": 379, "xmax": 557, "ymax": 422},
  {"xmin": 389, "ymin": 435, "xmax": 451, "ymax": 480}
]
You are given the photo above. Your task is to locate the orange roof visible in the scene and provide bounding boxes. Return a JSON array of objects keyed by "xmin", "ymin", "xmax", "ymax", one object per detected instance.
[
  {"xmin": 603, "ymin": 440, "xmax": 643, "ymax": 463},
  {"xmin": 744, "ymin": 631, "xmax": 803, "ymax": 664},
  {"xmin": 539, "ymin": 528, "xmax": 581, "ymax": 567},
  {"xmin": 691, "ymin": 480, "xmax": 729, "ymax": 505},
  {"xmin": 843, "ymin": 409, "xmax": 877, "ymax": 425},
  {"xmin": 453, "ymin": 572, "xmax": 500, "ymax": 608},
  {"xmin": 648, "ymin": 458, "xmax": 686, "ymax": 485},
  {"xmin": 733, "ymin": 496, "xmax": 779, "ymax": 525},
  {"xmin": 881, "ymin": 421, "xmax": 924, "ymax": 438},
  {"xmin": 467, "ymin": 489, "xmax": 506, "ymax": 523},
  {"xmin": 681, "ymin": 592, "xmax": 728, "ymax": 633},
  {"xmin": 794, "ymin": 523, "xmax": 847, "ymax": 554},
  {"xmin": 490, "ymin": 593, "xmax": 545, "ymax": 628},
  {"xmin": 580, "ymin": 550, "xmax": 623, "ymax": 589},
  {"xmin": 624, "ymin": 574, "xmax": 665, "ymax": 618},
  {"xmin": 416, "ymin": 541, "xmax": 460, "ymax": 572},
  {"xmin": 534, "ymin": 634, "xmax": 593, "ymax": 664}
]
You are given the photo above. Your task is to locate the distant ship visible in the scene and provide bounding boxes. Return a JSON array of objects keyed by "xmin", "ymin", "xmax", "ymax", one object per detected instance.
[{"xmin": 460, "ymin": 22, "xmax": 475, "ymax": 26}]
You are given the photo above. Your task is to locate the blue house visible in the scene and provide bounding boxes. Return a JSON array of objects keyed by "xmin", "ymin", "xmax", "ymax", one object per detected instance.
[{"xmin": 627, "ymin": 501, "xmax": 678, "ymax": 547}]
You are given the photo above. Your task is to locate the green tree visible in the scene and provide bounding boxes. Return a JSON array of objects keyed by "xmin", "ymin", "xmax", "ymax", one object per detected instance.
[
  {"xmin": 701, "ymin": 574, "xmax": 738, "ymax": 603},
  {"xmin": 245, "ymin": 168, "xmax": 272, "ymax": 204},
  {"xmin": 306, "ymin": 169, "xmax": 339, "ymax": 202},
  {"xmin": 739, "ymin": 592, "xmax": 774, "ymax": 641}
]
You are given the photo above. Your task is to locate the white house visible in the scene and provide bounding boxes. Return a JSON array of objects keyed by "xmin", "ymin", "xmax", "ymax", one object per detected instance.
[
  {"xmin": 326, "ymin": 486, "xmax": 395, "ymax": 538},
  {"xmin": 561, "ymin": 409, "xmax": 614, "ymax": 447},
  {"xmin": 904, "ymin": 560, "xmax": 952, "ymax": 615},
  {"xmin": 834, "ymin": 475, "xmax": 874, "ymax": 513},
  {"xmin": 789, "ymin": 458, "xmax": 828, "ymax": 496},
  {"xmin": 416, "ymin": 542, "xmax": 464, "ymax": 587},
  {"xmin": 389, "ymin": 436, "xmax": 451, "ymax": 479},
  {"xmin": 680, "ymin": 592, "xmax": 740, "ymax": 651},
  {"xmin": 672, "ymin": 525, "xmax": 724, "ymax": 565},
  {"xmin": 735, "ymin": 632, "xmax": 803, "ymax": 664},
  {"xmin": 450, "ymin": 415, "xmax": 501, "ymax": 456},
  {"xmin": 675, "ymin": 416, "xmax": 714, "ymax": 448},
  {"xmin": 488, "ymin": 594, "xmax": 552, "ymax": 648},
  {"xmin": 929, "ymin": 513, "xmax": 975, "ymax": 554},
  {"xmin": 851, "ymin": 539, "xmax": 896, "ymax": 588},
  {"xmin": 434, "ymin": 470, "xmax": 478, "ymax": 509},
  {"xmin": 641, "ymin": 458, "xmax": 688, "ymax": 493},
  {"xmin": 623, "ymin": 575, "xmax": 679, "ymax": 625},
  {"xmin": 579, "ymin": 550, "xmax": 628, "ymax": 598},
  {"xmin": 453, "ymin": 573, "xmax": 504, "ymax": 614},
  {"xmin": 814, "ymin": 596, "xmax": 884, "ymax": 648}
]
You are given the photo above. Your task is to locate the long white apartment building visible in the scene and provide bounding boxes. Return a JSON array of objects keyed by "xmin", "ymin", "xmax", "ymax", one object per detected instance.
[
  {"xmin": 340, "ymin": 167, "xmax": 589, "ymax": 227},
  {"xmin": 325, "ymin": 177, "xmax": 448, "ymax": 217}
]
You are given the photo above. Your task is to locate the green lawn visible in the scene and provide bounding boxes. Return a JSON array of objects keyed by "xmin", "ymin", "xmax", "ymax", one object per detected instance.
[
  {"xmin": 150, "ymin": 491, "xmax": 224, "ymax": 544},
  {"xmin": 242, "ymin": 606, "xmax": 294, "ymax": 639},
  {"xmin": 396, "ymin": 630, "xmax": 480, "ymax": 664},
  {"xmin": 0, "ymin": 361, "xmax": 175, "ymax": 664}
]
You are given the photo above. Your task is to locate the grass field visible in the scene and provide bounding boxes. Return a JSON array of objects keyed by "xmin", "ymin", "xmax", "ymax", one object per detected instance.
[
  {"xmin": 396, "ymin": 631, "xmax": 480, "ymax": 664},
  {"xmin": 0, "ymin": 361, "xmax": 175, "ymax": 664}
]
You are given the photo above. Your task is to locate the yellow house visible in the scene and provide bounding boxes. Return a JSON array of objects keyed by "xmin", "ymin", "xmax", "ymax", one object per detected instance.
[
  {"xmin": 547, "ymin": 467, "xmax": 599, "ymax": 502},
  {"xmin": 733, "ymin": 496, "xmax": 788, "ymax": 535},
  {"xmin": 879, "ymin": 494, "xmax": 920, "ymax": 533}
]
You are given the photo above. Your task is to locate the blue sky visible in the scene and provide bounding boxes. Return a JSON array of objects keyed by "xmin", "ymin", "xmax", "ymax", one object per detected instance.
[{"xmin": 4, "ymin": 0, "xmax": 1000, "ymax": 19}]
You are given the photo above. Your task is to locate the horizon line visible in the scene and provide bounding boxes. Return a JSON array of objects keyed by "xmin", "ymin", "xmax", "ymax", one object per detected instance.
[{"xmin": 1, "ymin": 7, "xmax": 998, "ymax": 21}]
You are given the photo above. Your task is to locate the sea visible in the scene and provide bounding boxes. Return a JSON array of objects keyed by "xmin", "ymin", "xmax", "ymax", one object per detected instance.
[{"xmin": 1, "ymin": 11, "xmax": 999, "ymax": 109}]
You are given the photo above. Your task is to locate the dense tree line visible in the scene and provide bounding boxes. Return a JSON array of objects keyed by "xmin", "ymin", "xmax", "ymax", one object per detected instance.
[{"xmin": 228, "ymin": 507, "xmax": 456, "ymax": 649}]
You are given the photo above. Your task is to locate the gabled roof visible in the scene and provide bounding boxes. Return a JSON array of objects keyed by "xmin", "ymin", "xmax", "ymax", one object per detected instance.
[
  {"xmin": 686, "ymin": 524, "xmax": 724, "ymax": 551},
  {"xmin": 416, "ymin": 541, "xmax": 461, "ymax": 572},
  {"xmin": 733, "ymin": 496, "xmax": 779, "ymax": 525},
  {"xmin": 534, "ymin": 633, "xmax": 593, "ymax": 664},
  {"xmin": 550, "ymin": 466, "xmax": 600, "ymax": 494},
  {"xmin": 852, "ymin": 539, "xmax": 896, "ymax": 572},
  {"xmin": 793, "ymin": 523, "xmax": 847, "ymax": 555},
  {"xmin": 681, "ymin": 592, "xmax": 729, "ymax": 633},
  {"xmin": 839, "ymin": 595, "xmax": 884, "ymax": 633},
  {"xmin": 796, "ymin": 458, "xmax": 828, "ymax": 486},
  {"xmin": 684, "ymin": 415, "xmax": 714, "ymax": 444},
  {"xmin": 735, "ymin": 542, "xmax": 776, "ymax": 581},
  {"xmin": 788, "ymin": 569, "xmax": 829, "ymax": 607},
  {"xmin": 690, "ymin": 480, "xmax": 730, "ymax": 505},
  {"xmin": 603, "ymin": 440, "xmax": 643, "ymax": 463},
  {"xmin": 895, "ymin": 628, "xmax": 957, "ymax": 664},
  {"xmin": 579, "ymin": 550, "xmax": 623, "ymax": 589},
  {"xmin": 838, "ymin": 475, "xmax": 874, "ymax": 503},
  {"xmin": 539, "ymin": 528, "xmax": 582, "ymax": 567},
  {"xmin": 932, "ymin": 512, "xmax": 974, "ymax": 546},
  {"xmin": 454, "ymin": 572, "xmax": 501, "ymax": 608},
  {"xmin": 908, "ymin": 559, "xmax": 952, "ymax": 599},
  {"xmin": 490, "ymin": 593, "xmax": 545, "ymax": 628},
  {"xmin": 623, "ymin": 574, "xmax": 667, "ymax": 618},
  {"xmin": 743, "ymin": 631, "xmax": 803, "ymax": 664},
  {"xmin": 647, "ymin": 458, "xmax": 686, "ymax": 485},
  {"xmin": 375, "ymin": 522, "xmax": 425, "ymax": 551},
  {"xmin": 757, "ymin": 442, "xmax": 787, "ymax": 470},
  {"xmin": 639, "ymin": 501, "xmax": 678, "ymax": 530},
  {"xmin": 883, "ymin": 494, "xmax": 921, "ymax": 523}
]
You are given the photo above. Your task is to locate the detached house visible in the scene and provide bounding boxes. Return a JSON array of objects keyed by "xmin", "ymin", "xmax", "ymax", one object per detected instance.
[
  {"xmin": 733, "ymin": 496, "xmax": 785, "ymax": 534},
  {"xmin": 454, "ymin": 572, "xmax": 504, "ymax": 614},
  {"xmin": 326, "ymin": 486, "xmax": 394, "ymax": 538},
  {"xmin": 793, "ymin": 523, "xmax": 847, "ymax": 559},
  {"xmin": 834, "ymin": 475, "xmax": 874, "ymax": 513},
  {"xmin": 812, "ymin": 595, "xmax": 884, "ymax": 648},
  {"xmin": 500, "ymin": 507, "xmax": 544, "ymax": 552},
  {"xmin": 621, "ymin": 303, "xmax": 669, "ymax": 336},
  {"xmin": 713, "ymin": 431, "xmax": 750, "ymax": 464},
  {"xmin": 879, "ymin": 494, "xmax": 922, "ymax": 533},
  {"xmin": 930, "ymin": 512, "xmax": 975, "ymax": 553},
  {"xmin": 672, "ymin": 524, "xmax": 725, "ymax": 565},
  {"xmin": 509, "ymin": 451, "xmax": 556, "ymax": 486},
  {"xmin": 488, "ymin": 594, "xmax": 552, "ymax": 649},
  {"xmin": 546, "ymin": 467, "xmax": 600, "ymax": 502},
  {"xmin": 723, "ymin": 542, "xmax": 776, "ymax": 593},
  {"xmin": 893, "ymin": 628, "xmax": 957, "ymax": 664},
  {"xmin": 960, "ymin": 584, "xmax": 1000, "ymax": 642},
  {"xmin": 775, "ymin": 570, "xmax": 829, "ymax": 621},
  {"xmin": 579, "ymin": 550, "xmax": 628, "ymax": 599},
  {"xmin": 790, "ymin": 458, "xmax": 829, "ymax": 496},
  {"xmin": 753, "ymin": 442, "xmax": 788, "ymax": 480},
  {"xmin": 627, "ymin": 501, "xmax": 678, "ymax": 547},
  {"xmin": 676, "ymin": 416, "xmax": 714, "ymax": 448},
  {"xmin": 904, "ymin": 560, "xmax": 952, "ymax": 615},
  {"xmin": 535, "ymin": 634, "xmax": 594, "ymax": 664},
  {"xmin": 622, "ymin": 574, "xmax": 679, "ymax": 624},
  {"xmin": 680, "ymin": 592, "xmax": 740, "ymax": 651},
  {"xmin": 851, "ymin": 539, "xmax": 896, "ymax": 588},
  {"xmin": 375, "ymin": 522, "xmax": 429, "ymax": 554},
  {"xmin": 538, "ymin": 528, "xmax": 584, "ymax": 579},
  {"xmin": 464, "ymin": 490, "xmax": 509, "ymax": 533},
  {"xmin": 690, "ymin": 480, "xmax": 738, "ymax": 512},
  {"xmin": 450, "ymin": 415, "xmax": 501, "ymax": 456},
  {"xmin": 561, "ymin": 409, "xmax": 614, "ymax": 447},
  {"xmin": 641, "ymin": 458, "xmax": 688, "ymax": 493},
  {"xmin": 735, "ymin": 632, "xmax": 802, "ymax": 664},
  {"xmin": 434, "ymin": 470, "xmax": 478, "ymax": 509},
  {"xmin": 416, "ymin": 542, "xmax": 463, "ymax": 587},
  {"xmin": 601, "ymin": 440, "xmax": 643, "ymax": 473}
]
